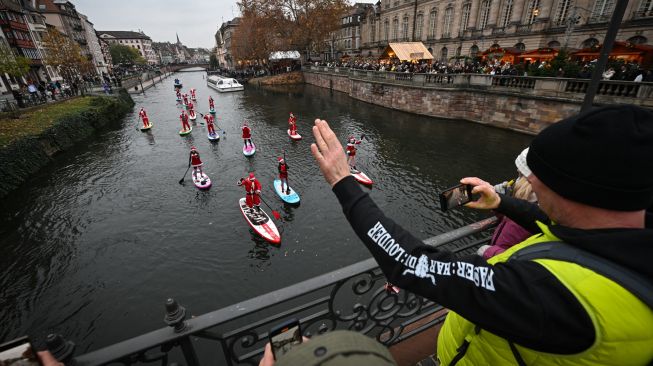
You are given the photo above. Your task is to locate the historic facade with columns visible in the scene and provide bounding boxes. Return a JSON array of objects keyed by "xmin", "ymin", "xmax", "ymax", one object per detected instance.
[{"xmin": 359, "ymin": 0, "xmax": 653, "ymax": 62}]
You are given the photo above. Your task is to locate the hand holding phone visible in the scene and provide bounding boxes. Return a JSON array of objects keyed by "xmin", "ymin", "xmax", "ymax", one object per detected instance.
[
  {"xmin": 439, "ymin": 184, "xmax": 473, "ymax": 212},
  {"xmin": 0, "ymin": 336, "xmax": 44, "ymax": 366},
  {"xmin": 269, "ymin": 318, "xmax": 303, "ymax": 360}
]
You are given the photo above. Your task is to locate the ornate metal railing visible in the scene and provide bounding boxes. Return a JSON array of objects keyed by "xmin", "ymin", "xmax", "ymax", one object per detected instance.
[
  {"xmin": 491, "ymin": 75, "xmax": 536, "ymax": 89},
  {"xmin": 48, "ymin": 218, "xmax": 497, "ymax": 366}
]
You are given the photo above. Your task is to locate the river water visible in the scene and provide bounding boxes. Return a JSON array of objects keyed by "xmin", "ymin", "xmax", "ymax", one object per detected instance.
[{"xmin": 0, "ymin": 69, "xmax": 532, "ymax": 352}]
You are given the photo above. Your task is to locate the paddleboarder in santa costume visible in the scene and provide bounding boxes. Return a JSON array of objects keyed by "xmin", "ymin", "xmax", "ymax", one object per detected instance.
[
  {"xmin": 288, "ymin": 112, "xmax": 297, "ymax": 135},
  {"xmin": 176, "ymin": 90, "xmax": 181, "ymax": 101},
  {"xmin": 180, "ymin": 110, "xmax": 191, "ymax": 132},
  {"xmin": 345, "ymin": 135, "xmax": 362, "ymax": 172},
  {"xmin": 190, "ymin": 88, "xmax": 196, "ymax": 100},
  {"xmin": 189, "ymin": 147, "xmax": 204, "ymax": 180},
  {"xmin": 238, "ymin": 172, "xmax": 262, "ymax": 211},
  {"xmin": 278, "ymin": 157, "xmax": 290, "ymax": 194},
  {"xmin": 138, "ymin": 107, "xmax": 150, "ymax": 127},
  {"xmin": 182, "ymin": 94, "xmax": 189, "ymax": 106},
  {"xmin": 208, "ymin": 96, "xmax": 215, "ymax": 110},
  {"xmin": 188, "ymin": 101, "xmax": 196, "ymax": 118},
  {"xmin": 204, "ymin": 113, "xmax": 216, "ymax": 135},
  {"xmin": 242, "ymin": 121, "xmax": 253, "ymax": 148}
]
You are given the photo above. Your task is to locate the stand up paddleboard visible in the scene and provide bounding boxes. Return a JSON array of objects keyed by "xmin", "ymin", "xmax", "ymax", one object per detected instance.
[
  {"xmin": 287, "ymin": 129, "xmax": 302, "ymax": 141},
  {"xmin": 208, "ymin": 131, "xmax": 220, "ymax": 141},
  {"xmin": 192, "ymin": 172, "xmax": 212, "ymax": 190},
  {"xmin": 209, "ymin": 108, "xmax": 216, "ymax": 114},
  {"xmin": 273, "ymin": 179, "xmax": 300, "ymax": 204},
  {"xmin": 243, "ymin": 142, "xmax": 256, "ymax": 157},
  {"xmin": 189, "ymin": 111, "xmax": 197, "ymax": 120},
  {"xmin": 351, "ymin": 169, "xmax": 373, "ymax": 186},
  {"xmin": 179, "ymin": 126, "xmax": 192, "ymax": 136},
  {"xmin": 238, "ymin": 198, "xmax": 281, "ymax": 244},
  {"xmin": 140, "ymin": 122, "xmax": 153, "ymax": 131}
]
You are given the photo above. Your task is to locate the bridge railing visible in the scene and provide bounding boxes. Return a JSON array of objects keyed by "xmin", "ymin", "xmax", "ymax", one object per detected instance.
[
  {"xmin": 306, "ymin": 66, "xmax": 653, "ymax": 107},
  {"xmin": 54, "ymin": 217, "xmax": 497, "ymax": 366}
]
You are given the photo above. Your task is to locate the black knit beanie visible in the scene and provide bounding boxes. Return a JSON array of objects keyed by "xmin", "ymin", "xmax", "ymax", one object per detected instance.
[{"xmin": 527, "ymin": 104, "xmax": 653, "ymax": 211}]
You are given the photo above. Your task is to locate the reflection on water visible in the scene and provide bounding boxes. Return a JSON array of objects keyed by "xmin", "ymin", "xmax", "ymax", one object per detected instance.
[{"xmin": 0, "ymin": 70, "xmax": 532, "ymax": 351}]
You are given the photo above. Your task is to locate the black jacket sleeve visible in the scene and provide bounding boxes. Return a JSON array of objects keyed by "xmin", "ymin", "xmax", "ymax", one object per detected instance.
[
  {"xmin": 333, "ymin": 176, "xmax": 593, "ymax": 354},
  {"xmin": 496, "ymin": 194, "xmax": 551, "ymax": 234}
]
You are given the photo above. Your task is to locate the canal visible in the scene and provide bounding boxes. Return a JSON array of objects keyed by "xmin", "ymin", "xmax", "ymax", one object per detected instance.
[{"xmin": 0, "ymin": 69, "xmax": 532, "ymax": 352}]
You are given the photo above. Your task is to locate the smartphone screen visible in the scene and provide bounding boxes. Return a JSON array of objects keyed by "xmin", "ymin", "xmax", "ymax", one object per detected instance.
[
  {"xmin": 269, "ymin": 319, "xmax": 302, "ymax": 360},
  {"xmin": 439, "ymin": 184, "xmax": 473, "ymax": 212},
  {"xmin": 0, "ymin": 336, "xmax": 43, "ymax": 366}
]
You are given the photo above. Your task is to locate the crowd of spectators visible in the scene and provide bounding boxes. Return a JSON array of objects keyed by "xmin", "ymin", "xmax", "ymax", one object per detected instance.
[{"xmin": 312, "ymin": 57, "xmax": 653, "ymax": 82}]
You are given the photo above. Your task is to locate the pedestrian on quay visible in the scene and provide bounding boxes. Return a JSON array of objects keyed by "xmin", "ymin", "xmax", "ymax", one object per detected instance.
[{"xmin": 309, "ymin": 104, "xmax": 653, "ymax": 365}]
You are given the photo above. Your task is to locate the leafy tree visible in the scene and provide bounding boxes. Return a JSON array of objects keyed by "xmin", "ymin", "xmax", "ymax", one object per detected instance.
[
  {"xmin": 109, "ymin": 44, "xmax": 146, "ymax": 65},
  {"xmin": 42, "ymin": 28, "xmax": 94, "ymax": 81},
  {"xmin": 0, "ymin": 43, "xmax": 31, "ymax": 79},
  {"xmin": 209, "ymin": 53, "xmax": 219, "ymax": 69},
  {"xmin": 235, "ymin": 0, "xmax": 348, "ymax": 62}
]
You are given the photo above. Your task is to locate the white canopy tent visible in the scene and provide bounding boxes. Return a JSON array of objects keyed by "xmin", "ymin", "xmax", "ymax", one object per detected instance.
[{"xmin": 269, "ymin": 51, "xmax": 301, "ymax": 61}]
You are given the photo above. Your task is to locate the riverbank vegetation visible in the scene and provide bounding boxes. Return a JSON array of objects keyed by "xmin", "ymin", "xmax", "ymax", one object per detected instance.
[
  {"xmin": 0, "ymin": 90, "xmax": 134, "ymax": 197},
  {"xmin": 0, "ymin": 97, "xmax": 93, "ymax": 147}
]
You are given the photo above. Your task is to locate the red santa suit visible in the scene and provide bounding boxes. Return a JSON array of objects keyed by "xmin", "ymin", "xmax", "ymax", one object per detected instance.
[
  {"xmin": 188, "ymin": 102, "xmax": 195, "ymax": 118},
  {"xmin": 238, "ymin": 173, "xmax": 261, "ymax": 208},
  {"xmin": 139, "ymin": 108, "xmax": 149, "ymax": 127},
  {"xmin": 204, "ymin": 114, "xmax": 216, "ymax": 135},
  {"xmin": 190, "ymin": 89, "xmax": 196, "ymax": 99},
  {"xmin": 190, "ymin": 151, "xmax": 202, "ymax": 167},
  {"xmin": 242, "ymin": 124, "xmax": 252, "ymax": 147},
  {"xmin": 346, "ymin": 137, "xmax": 361, "ymax": 157},
  {"xmin": 288, "ymin": 114, "xmax": 297, "ymax": 134},
  {"xmin": 180, "ymin": 112, "xmax": 190, "ymax": 131},
  {"xmin": 183, "ymin": 94, "xmax": 189, "ymax": 105},
  {"xmin": 176, "ymin": 91, "xmax": 181, "ymax": 100},
  {"xmin": 208, "ymin": 97, "xmax": 215, "ymax": 109}
]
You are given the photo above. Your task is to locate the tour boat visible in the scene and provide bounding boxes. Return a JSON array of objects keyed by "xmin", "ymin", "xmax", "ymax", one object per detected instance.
[{"xmin": 207, "ymin": 75, "xmax": 244, "ymax": 93}]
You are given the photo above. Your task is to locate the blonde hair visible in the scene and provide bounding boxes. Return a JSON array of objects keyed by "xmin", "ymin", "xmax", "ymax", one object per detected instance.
[{"xmin": 512, "ymin": 176, "xmax": 537, "ymax": 202}]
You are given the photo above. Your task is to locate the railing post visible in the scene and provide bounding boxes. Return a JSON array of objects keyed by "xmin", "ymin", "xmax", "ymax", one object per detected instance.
[
  {"xmin": 46, "ymin": 333, "xmax": 75, "ymax": 364},
  {"xmin": 164, "ymin": 298, "xmax": 188, "ymax": 332}
]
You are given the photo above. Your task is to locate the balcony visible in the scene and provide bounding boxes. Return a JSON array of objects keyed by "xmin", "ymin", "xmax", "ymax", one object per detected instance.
[
  {"xmin": 515, "ymin": 24, "xmax": 532, "ymax": 33},
  {"xmin": 0, "ymin": 19, "xmax": 30, "ymax": 31},
  {"xmin": 8, "ymin": 38, "xmax": 35, "ymax": 48},
  {"xmin": 492, "ymin": 27, "xmax": 505, "ymax": 35}
]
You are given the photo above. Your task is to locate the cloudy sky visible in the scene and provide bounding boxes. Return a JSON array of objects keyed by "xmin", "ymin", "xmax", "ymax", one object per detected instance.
[{"xmin": 73, "ymin": 0, "xmax": 376, "ymax": 49}]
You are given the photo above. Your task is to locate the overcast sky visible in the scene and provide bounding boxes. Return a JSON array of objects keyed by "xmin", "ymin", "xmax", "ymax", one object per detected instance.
[{"xmin": 73, "ymin": 0, "xmax": 376, "ymax": 49}]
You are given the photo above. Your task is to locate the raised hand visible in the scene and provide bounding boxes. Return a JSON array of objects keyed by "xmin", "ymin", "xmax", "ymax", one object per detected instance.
[{"xmin": 311, "ymin": 119, "xmax": 351, "ymax": 187}]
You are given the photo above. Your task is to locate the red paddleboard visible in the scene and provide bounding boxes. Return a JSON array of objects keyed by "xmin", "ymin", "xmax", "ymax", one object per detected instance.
[
  {"xmin": 287, "ymin": 129, "xmax": 302, "ymax": 140},
  {"xmin": 239, "ymin": 198, "xmax": 281, "ymax": 244},
  {"xmin": 351, "ymin": 169, "xmax": 373, "ymax": 186}
]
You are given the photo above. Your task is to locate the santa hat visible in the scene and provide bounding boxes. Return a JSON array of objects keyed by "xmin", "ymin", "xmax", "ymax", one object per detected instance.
[
  {"xmin": 190, "ymin": 146, "xmax": 197, "ymax": 151},
  {"xmin": 278, "ymin": 157, "xmax": 284, "ymax": 163},
  {"xmin": 249, "ymin": 172, "xmax": 255, "ymax": 179}
]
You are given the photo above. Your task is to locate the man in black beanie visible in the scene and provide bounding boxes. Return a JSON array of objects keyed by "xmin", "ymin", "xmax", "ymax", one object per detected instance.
[{"xmin": 310, "ymin": 105, "xmax": 653, "ymax": 365}]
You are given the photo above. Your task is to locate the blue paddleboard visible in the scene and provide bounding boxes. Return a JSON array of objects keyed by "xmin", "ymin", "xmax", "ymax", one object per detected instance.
[{"xmin": 273, "ymin": 179, "xmax": 300, "ymax": 204}]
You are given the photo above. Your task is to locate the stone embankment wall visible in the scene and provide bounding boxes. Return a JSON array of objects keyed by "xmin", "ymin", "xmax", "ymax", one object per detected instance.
[
  {"xmin": 250, "ymin": 71, "xmax": 304, "ymax": 86},
  {"xmin": 0, "ymin": 90, "xmax": 134, "ymax": 198},
  {"xmin": 304, "ymin": 72, "xmax": 583, "ymax": 135}
]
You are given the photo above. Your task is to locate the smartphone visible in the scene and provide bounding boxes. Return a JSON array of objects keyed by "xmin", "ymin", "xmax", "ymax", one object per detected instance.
[
  {"xmin": 439, "ymin": 184, "xmax": 473, "ymax": 212},
  {"xmin": 0, "ymin": 336, "xmax": 43, "ymax": 366},
  {"xmin": 269, "ymin": 318, "xmax": 302, "ymax": 360}
]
